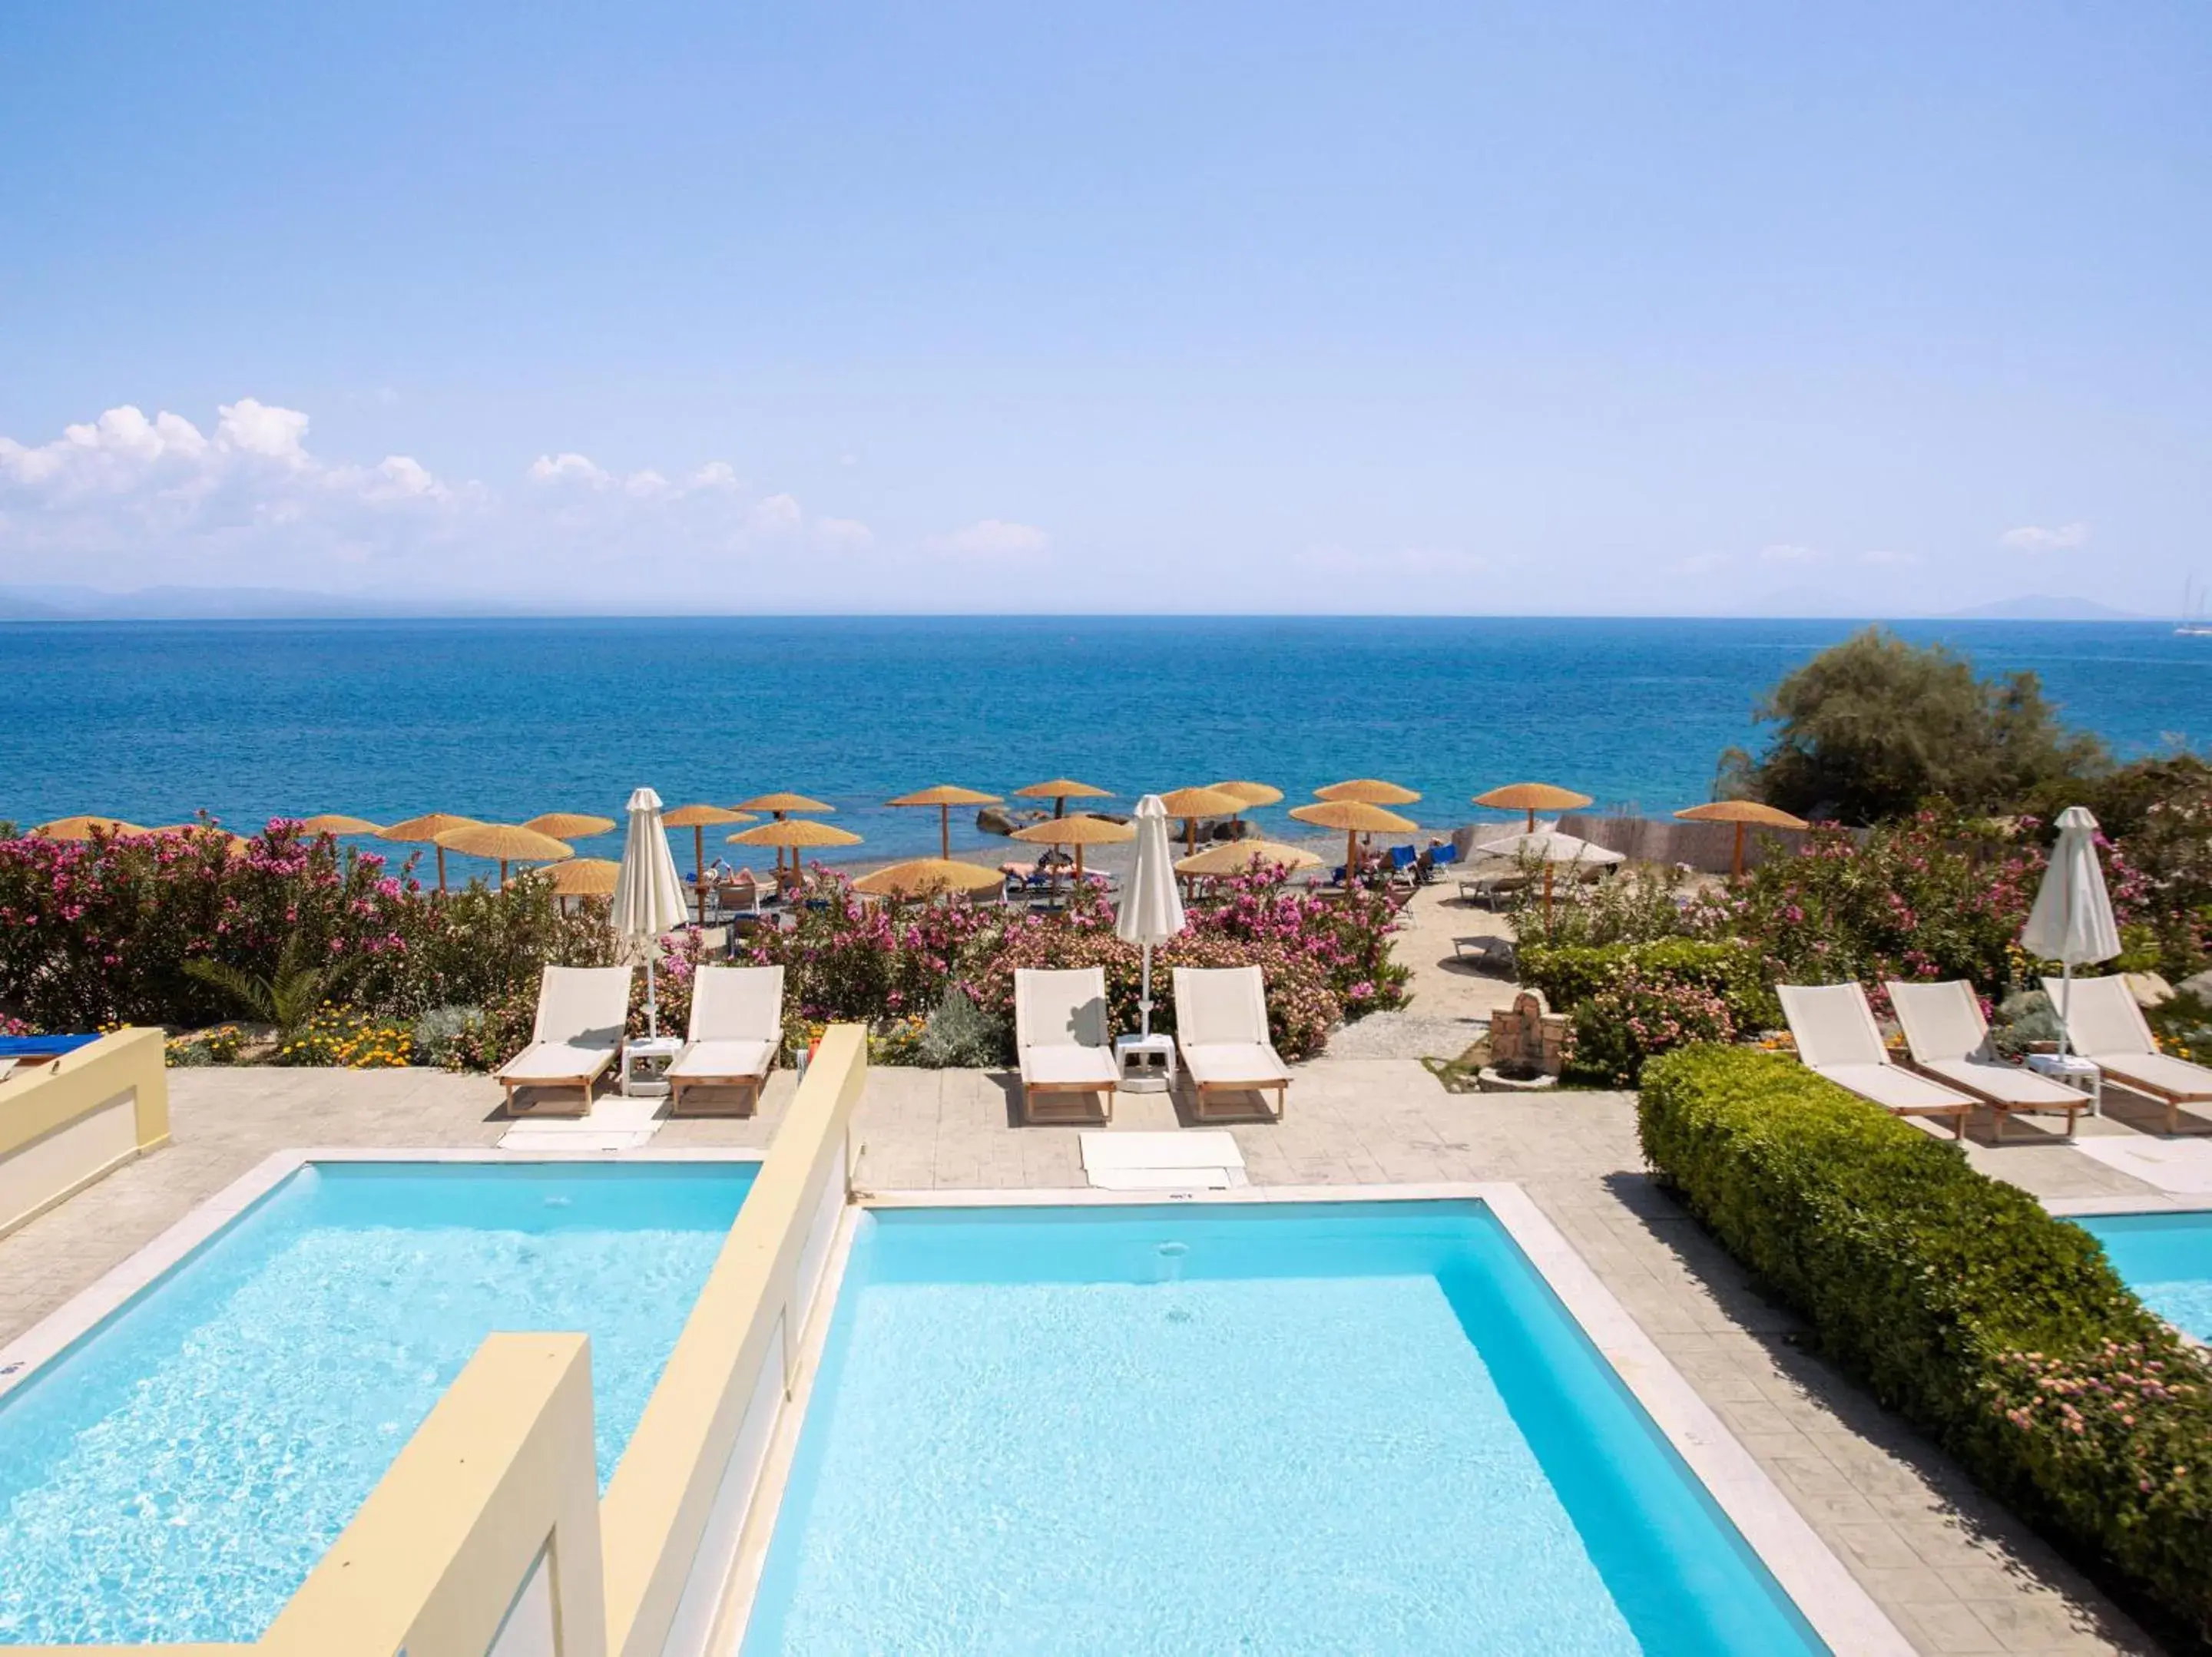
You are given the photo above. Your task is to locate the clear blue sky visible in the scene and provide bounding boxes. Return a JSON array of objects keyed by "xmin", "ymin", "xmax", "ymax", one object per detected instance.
[{"xmin": 2, "ymin": 2, "xmax": 2206, "ymax": 614}]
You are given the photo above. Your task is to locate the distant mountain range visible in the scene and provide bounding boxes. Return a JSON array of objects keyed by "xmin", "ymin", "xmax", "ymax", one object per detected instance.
[{"xmin": 0, "ymin": 582, "xmax": 2157, "ymax": 622}]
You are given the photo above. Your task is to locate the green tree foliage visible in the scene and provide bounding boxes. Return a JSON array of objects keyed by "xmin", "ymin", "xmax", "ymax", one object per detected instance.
[{"xmin": 1720, "ymin": 627, "xmax": 2108, "ymax": 822}]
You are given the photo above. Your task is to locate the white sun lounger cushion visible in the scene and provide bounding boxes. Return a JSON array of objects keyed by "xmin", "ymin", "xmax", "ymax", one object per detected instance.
[
  {"xmin": 687, "ymin": 964, "xmax": 785, "ymax": 1043},
  {"xmin": 496, "ymin": 964, "xmax": 631, "ymax": 1080},
  {"xmin": 1181, "ymin": 1042, "xmax": 1291, "ymax": 1086},
  {"xmin": 1016, "ymin": 967, "xmax": 1117, "ymax": 1088},
  {"xmin": 1887, "ymin": 980, "xmax": 2080, "ymax": 1106},
  {"xmin": 1809, "ymin": 1062, "xmax": 1975, "ymax": 1111},
  {"xmin": 2041, "ymin": 975, "xmax": 2157, "ymax": 1057},
  {"xmin": 666, "ymin": 1038, "xmax": 776, "ymax": 1082},
  {"xmin": 1172, "ymin": 966, "xmax": 1273, "ymax": 1049},
  {"xmin": 2095, "ymin": 1051, "xmax": 2212, "ymax": 1100},
  {"xmin": 1916, "ymin": 1058, "xmax": 2080, "ymax": 1106},
  {"xmin": 1776, "ymin": 983, "xmax": 1887, "ymax": 1070}
]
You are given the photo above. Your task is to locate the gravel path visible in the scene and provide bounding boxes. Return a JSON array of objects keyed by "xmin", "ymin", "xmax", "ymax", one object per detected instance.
[{"xmin": 1324, "ymin": 1010, "xmax": 1488, "ymax": 1062}]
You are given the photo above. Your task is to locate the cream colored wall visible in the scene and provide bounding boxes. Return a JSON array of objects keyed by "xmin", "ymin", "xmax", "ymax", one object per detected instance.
[
  {"xmin": 263, "ymin": 1332, "xmax": 608, "ymax": 1657},
  {"xmin": 601, "ymin": 1024, "xmax": 868, "ymax": 1657},
  {"xmin": 0, "ymin": 1027, "xmax": 168, "ymax": 1239}
]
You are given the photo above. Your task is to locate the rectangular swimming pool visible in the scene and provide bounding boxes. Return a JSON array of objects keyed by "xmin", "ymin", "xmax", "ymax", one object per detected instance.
[
  {"xmin": 743, "ymin": 1200, "xmax": 1831, "ymax": 1655},
  {"xmin": 2076, "ymin": 1209, "xmax": 2212, "ymax": 1341},
  {"xmin": 0, "ymin": 1157, "xmax": 755, "ymax": 1645}
]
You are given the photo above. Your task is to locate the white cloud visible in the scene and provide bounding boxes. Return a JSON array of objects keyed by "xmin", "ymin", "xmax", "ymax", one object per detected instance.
[
  {"xmin": 216, "ymin": 399, "xmax": 312, "ymax": 465},
  {"xmin": 1998, "ymin": 521, "xmax": 2090, "ymax": 551},
  {"xmin": 688, "ymin": 461, "xmax": 740, "ymax": 491},
  {"xmin": 925, "ymin": 518, "xmax": 1050, "ymax": 559},
  {"xmin": 528, "ymin": 451, "xmax": 611, "ymax": 487},
  {"xmin": 813, "ymin": 516, "xmax": 876, "ymax": 552},
  {"xmin": 746, "ymin": 492, "xmax": 803, "ymax": 534},
  {"xmin": 1760, "ymin": 542, "xmax": 1823, "ymax": 564}
]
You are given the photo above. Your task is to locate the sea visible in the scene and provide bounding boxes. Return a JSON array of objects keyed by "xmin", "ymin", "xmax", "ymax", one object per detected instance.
[{"xmin": 0, "ymin": 617, "xmax": 2203, "ymax": 873}]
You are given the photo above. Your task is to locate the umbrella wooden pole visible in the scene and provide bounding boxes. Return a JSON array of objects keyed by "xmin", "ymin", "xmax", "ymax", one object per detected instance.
[
  {"xmin": 435, "ymin": 845, "xmax": 447, "ymax": 895},
  {"xmin": 1731, "ymin": 822, "xmax": 1745, "ymax": 879},
  {"xmin": 939, "ymin": 805, "xmax": 951, "ymax": 861},
  {"xmin": 1526, "ymin": 807, "xmax": 1537, "ymax": 832},
  {"xmin": 693, "ymin": 825, "xmax": 707, "ymax": 924},
  {"xmin": 498, "ymin": 858, "xmax": 508, "ymax": 888},
  {"xmin": 1544, "ymin": 865, "xmax": 1555, "ymax": 924},
  {"xmin": 1075, "ymin": 844, "xmax": 1086, "ymax": 882}
]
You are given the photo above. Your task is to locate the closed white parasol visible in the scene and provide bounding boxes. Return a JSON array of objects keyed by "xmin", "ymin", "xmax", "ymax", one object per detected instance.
[
  {"xmin": 613, "ymin": 786, "xmax": 691, "ymax": 1037},
  {"xmin": 1115, "ymin": 795, "xmax": 1187, "ymax": 1040},
  {"xmin": 2021, "ymin": 806, "xmax": 2121, "ymax": 1057}
]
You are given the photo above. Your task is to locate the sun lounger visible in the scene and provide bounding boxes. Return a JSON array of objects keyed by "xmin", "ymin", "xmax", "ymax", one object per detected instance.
[
  {"xmin": 1776, "ymin": 983, "xmax": 1973, "ymax": 1137},
  {"xmin": 1452, "ymin": 935, "xmax": 1517, "ymax": 972},
  {"xmin": 1172, "ymin": 965, "xmax": 1290, "ymax": 1121},
  {"xmin": 496, "ymin": 965, "xmax": 633, "ymax": 1116},
  {"xmin": 1015, "ymin": 967, "xmax": 1118, "ymax": 1122},
  {"xmin": 667, "ymin": 964, "xmax": 784, "ymax": 1116},
  {"xmin": 2042, "ymin": 975, "xmax": 2212, "ymax": 1135},
  {"xmin": 1886, "ymin": 979, "xmax": 2085, "ymax": 1140}
]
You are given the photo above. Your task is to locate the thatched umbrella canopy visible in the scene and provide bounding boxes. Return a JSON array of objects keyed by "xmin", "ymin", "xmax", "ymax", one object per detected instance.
[
  {"xmin": 1474, "ymin": 782, "xmax": 1593, "ymax": 833},
  {"xmin": 1010, "ymin": 812, "xmax": 1136, "ymax": 884},
  {"xmin": 1157, "ymin": 786, "xmax": 1249, "ymax": 856},
  {"xmin": 297, "ymin": 813, "xmax": 383, "ymax": 835},
  {"xmin": 1176, "ymin": 838, "xmax": 1322, "ymax": 878},
  {"xmin": 1316, "ymin": 778, "xmax": 1421, "ymax": 807},
  {"xmin": 1207, "ymin": 781, "xmax": 1283, "ymax": 825},
  {"xmin": 545, "ymin": 856, "xmax": 621, "ymax": 897},
  {"xmin": 525, "ymin": 812, "xmax": 616, "ymax": 840},
  {"xmin": 661, "ymin": 804, "xmax": 757, "ymax": 919},
  {"xmin": 1674, "ymin": 799, "xmax": 1810, "ymax": 877},
  {"xmin": 888, "ymin": 784, "xmax": 1002, "ymax": 860},
  {"xmin": 32, "ymin": 815, "xmax": 147, "ymax": 840},
  {"xmin": 433, "ymin": 822, "xmax": 572, "ymax": 888},
  {"xmin": 1288, "ymin": 799, "xmax": 1419, "ymax": 885},
  {"xmin": 151, "ymin": 823, "xmax": 254, "ymax": 858},
  {"xmin": 378, "ymin": 812, "xmax": 484, "ymax": 893},
  {"xmin": 733, "ymin": 793, "xmax": 833, "ymax": 883},
  {"xmin": 853, "ymin": 858, "xmax": 1008, "ymax": 899},
  {"xmin": 729, "ymin": 818, "xmax": 863, "ymax": 889},
  {"xmin": 1013, "ymin": 778, "xmax": 1111, "ymax": 819}
]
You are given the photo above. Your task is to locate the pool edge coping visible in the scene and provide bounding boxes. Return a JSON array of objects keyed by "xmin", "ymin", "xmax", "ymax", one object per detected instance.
[
  {"xmin": 721, "ymin": 1180, "xmax": 1915, "ymax": 1657},
  {"xmin": 0, "ymin": 1145, "xmax": 765, "ymax": 1401}
]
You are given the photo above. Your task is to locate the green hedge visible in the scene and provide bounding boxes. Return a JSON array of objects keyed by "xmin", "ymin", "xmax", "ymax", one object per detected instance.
[
  {"xmin": 1639, "ymin": 1047, "xmax": 2212, "ymax": 1648},
  {"xmin": 1519, "ymin": 938, "xmax": 1779, "ymax": 1028}
]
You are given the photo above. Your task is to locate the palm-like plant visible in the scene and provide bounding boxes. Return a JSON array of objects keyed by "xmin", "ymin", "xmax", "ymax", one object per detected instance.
[{"xmin": 181, "ymin": 935, "xmax": 349, "ymax": 1036}]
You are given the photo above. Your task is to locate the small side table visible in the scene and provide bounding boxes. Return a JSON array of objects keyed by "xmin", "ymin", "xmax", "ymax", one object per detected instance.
[
  {"xmin": 2027, "ymin": 1051, "xmax": 2103, "ymax": 1117},
  {"xmin": 621, "ymin": 1035, "xmax": 683, "ymax": 1099},
  {"xmin": 1115, "ymin": 1033, "xmax": 1177, "ymax": 1093}
]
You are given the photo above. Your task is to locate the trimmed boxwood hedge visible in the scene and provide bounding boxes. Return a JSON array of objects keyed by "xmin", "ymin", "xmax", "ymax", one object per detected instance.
[
  {"xmin": 1519, "ymin": 938, "xmax": 1780, "ymax": 1029},
  {"xmin": 1640, "ymin": 1046, "xmax": 2212, "ymax": 1649}
]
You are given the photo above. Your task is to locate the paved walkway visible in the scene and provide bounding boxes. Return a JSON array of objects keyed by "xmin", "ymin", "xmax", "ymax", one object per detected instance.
[{"xmin": 0, "ymin": 1059, "xmax": 2176, "ymax": 1655}]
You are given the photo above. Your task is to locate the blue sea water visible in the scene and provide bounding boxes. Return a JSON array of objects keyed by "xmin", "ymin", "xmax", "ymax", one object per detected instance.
[
  {"xmin": 0, "ymin": 1159, "xmax": 753, "ymax": 1645},
  {"xmin": 0, "ymin": 617, "xmax": 2203, "ymax": 871},
  {"xmin": 743, "ymin": 1202, "xmax": 1826, "ymax": 1655},
  {"xmin": 2075, "ymin": 1210, "xmax": 2212, "ymax": 1342}
]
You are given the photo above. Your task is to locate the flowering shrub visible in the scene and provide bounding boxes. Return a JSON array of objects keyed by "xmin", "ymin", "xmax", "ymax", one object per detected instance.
[
  {"xmin": 1564, "ymin": 966, "xmax": 1736, "ymax": 1086},
  {"xmin": 1641, "ymin": 1047, "xmax": 2212, "ymax": 1645},
  {"xmin": 164, "ymin": 1024, "xmax": 247, "ymax": 1067},
  {"xmin": 276, "ymin": 1004, "xmax": 413, "ymax": 1068}
]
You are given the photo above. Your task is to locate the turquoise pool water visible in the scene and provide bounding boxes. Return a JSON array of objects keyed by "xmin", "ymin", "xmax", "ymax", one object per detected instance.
[
  {"xmin": 743, "ymin": 1202, "xmax": 1826, "ymax": 1655},
  {"xmin": 2077, "ymin": 1210, "xmax": 2212, "ymax": 1341},
  {"xmin": 0, "ymin": 1159, "xmax": 753, "ymax": 1645}
]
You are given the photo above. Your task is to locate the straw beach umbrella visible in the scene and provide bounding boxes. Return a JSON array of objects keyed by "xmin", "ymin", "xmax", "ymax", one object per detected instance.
[
  {"xmin": 297, "ymin": 814, "xmax": 383, "ymax": 835},
  {"xmin": 1157, "ymin": 786, "xmax": 1248, "ymax": 856},
  {"xmin": 1288, "ymin": 799, "xmax": 1418, "ymax": 885},
  {"xmin": 378, "ymin": 813, "xmax": 484, "ymax": 893},
  {"xmin": 730, "ymin": 819, "xmax": 862, "ymax": 889},
  {"xmin": 734, "ymin": 792, "xmax": 834, "ymax": 884},
  {"xmin": 889, "ymin": 785, "xmax": 1002, "ymax": 861},
  {"xmin": 33, "ymin": 815, "xmax": 147, "ymax": 840},
  {"xmin": 1674, "ymin": 800, "xmax": 1809, "ymax": 878},
  {"xmin": 1475, "ymin": 782, "xmax": 1593, "ymax": 833},
  {"xmin": 614, "ymin": 787, "xmax": 690, "ymax": 1040},
  {"xmin": 662, "ymin": 804, "xmax": 757, "ymax": 921},
  {"xmin": 434, "ymin": 822, "xmax": 572, "ymax": 888},
  {"xmin": 525, "ymin": 812, "xmax": 616, "ymax": 841},
  {"xmin": 1116, "ymin": 795, "xmax": 1186, "ymax": 1040},
  {"xmin": 1208, "ymin": 780, "xmax": 1283, "ymax": 828},
  {"xmin": 1014, "ymin": 778, "xmax": 1111, "ymax": 819},
  {"xmin": 1177, "ymin": 838, "xmax": 1322, "ymax": 878},
  {"xmin": 545, "ymin": 857, "xmax": 621, "ymax": 898},
  {"xmin": 853, "ymin": 858, "xmax": 1007, "ymax": 899},
  {"xmin": 1011, "ymin": 812, "xmax": 1135, "ymax": 885},
  {"xmin": 1316, "ymin": 779, "xmax": 1422, "ymax": 806},
  {"xmin": 2022, "ymin": 806, "xmax": 2122, "ymax": 1059}
]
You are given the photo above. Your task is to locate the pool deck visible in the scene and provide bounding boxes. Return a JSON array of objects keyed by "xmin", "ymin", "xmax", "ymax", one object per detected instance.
[{"xmin": 0, "ymin": 1060, "xmax": 2177, "ymax": 1656}]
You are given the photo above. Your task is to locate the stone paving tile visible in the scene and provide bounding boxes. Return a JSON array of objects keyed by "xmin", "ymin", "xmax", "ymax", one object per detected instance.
[{"xmin": 0, "ymin": 1057, "xmax": 2178, "ymax": 1654}]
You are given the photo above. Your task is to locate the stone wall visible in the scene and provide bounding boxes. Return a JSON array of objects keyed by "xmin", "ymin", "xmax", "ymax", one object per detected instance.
[{"xmin": 1488, "ymin": 990, "xmax": 1570, "ymax": 1077}]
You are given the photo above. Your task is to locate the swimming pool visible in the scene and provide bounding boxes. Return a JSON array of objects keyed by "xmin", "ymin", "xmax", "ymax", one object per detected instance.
[
  {"xmin": 0, "ymin": 1157, "xmax": 755, "ymax": 1645},
  {"xmin": 742, "ymin": 1200, "xmax": 1832, "ymax": 1655},
  {"xmin": 2076, "ymin": 1209, "xmax": 2212, "ymax": 1341}
]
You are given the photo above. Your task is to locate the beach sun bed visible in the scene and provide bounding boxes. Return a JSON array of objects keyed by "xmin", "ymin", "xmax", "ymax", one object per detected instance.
[
  {"xmin": 1452, "ymin": 935, "xmax": 1518, "ymax": 973},
  {"xmin": 1172, "ymin": 965, "xmax": 1290, "ymax": 1121},
  {"xmin": 2042, "ymin": 974, "xmax": 2212, "ymax": 1136},
  {"xmin": 1776, "ymin": 983, "xmax": 1973, "ymax": 1138},
  {"xmin": 495, "ymin": 964, "xmax": 634, "ymax": 1116},
  {"xmin": 1015, "ymin": 967, "xmax": 1118, "ymax": 1123},
  {"xmin": 1886, "ymin": 979, "xmax": 2086, "ymax": 1140},
  {"xmin": 667, "ymin": 964, "xmax": 784, "ymax": 1116}
]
